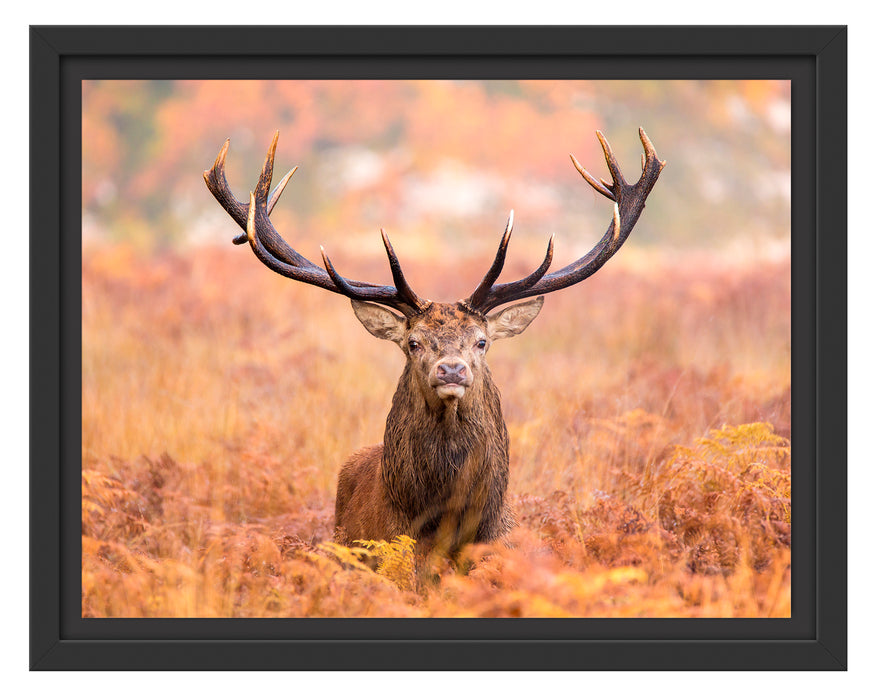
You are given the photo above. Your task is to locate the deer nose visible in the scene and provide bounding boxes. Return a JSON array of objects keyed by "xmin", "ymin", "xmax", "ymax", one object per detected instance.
[{"xmin": 436, "ymin": 363, "xmax": 468, "ymax": 385}]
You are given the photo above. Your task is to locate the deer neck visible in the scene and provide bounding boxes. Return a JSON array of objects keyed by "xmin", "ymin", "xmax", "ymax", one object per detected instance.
[{"xmin": 380, "ymin": 366, "xmax": 510, "ymax": 524}]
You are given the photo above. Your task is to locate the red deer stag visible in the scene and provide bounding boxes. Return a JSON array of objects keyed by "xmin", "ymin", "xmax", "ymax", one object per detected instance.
[{"xmin": 205, "ymin": 128, "xmax": 664, "ymax": 555}]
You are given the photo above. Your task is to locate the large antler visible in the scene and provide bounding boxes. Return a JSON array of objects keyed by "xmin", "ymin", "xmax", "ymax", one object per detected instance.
[
  {"xmin": 464, "ymin": 128, "xmax": 665, "ymax": 314},
  {"xmin": 204, "ymin": 131, "xmax": 428, "ymax": 317}
]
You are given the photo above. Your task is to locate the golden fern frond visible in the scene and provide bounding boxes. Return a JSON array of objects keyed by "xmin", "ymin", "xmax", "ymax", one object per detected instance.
[
  {"xmin": 651, "ymin": 422, "xmax": 792, "ymax": 524},
  {"xmin": 695, "ymin": 423, "xmax": 790, "ymax": 473},
  {"xmin": 316, "ymin": 542, "xmax": 375, "ymax": 573},
  {"xmin": 355, "ymin": 536, "xmax": 417, "ymax": 590},
  {"xmin": 315, "ymin": 537, "xmax": 417, "ymax": 590}
]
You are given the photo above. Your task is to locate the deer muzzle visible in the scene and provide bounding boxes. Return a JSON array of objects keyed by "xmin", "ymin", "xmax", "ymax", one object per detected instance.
[{"xmin": 431, "ymin": 360, "xmax": 473, "ymax": 399}]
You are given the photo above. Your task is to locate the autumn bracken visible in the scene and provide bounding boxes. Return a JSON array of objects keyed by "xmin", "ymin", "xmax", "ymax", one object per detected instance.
[{"xmin": 82, "ymin": 244, "xmax": 790, "ymax": 618}]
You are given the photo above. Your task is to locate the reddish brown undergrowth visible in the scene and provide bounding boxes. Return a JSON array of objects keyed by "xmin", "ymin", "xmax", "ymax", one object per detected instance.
[{"xmin": 82, "ymin": 244, "xmax": 790, "ymax": 617}]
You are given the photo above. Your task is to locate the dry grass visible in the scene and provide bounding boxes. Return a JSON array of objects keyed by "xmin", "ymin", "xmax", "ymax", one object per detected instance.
[{"xmin": 82, "ymin": 242, "xmax": 790, "ymax": 617}]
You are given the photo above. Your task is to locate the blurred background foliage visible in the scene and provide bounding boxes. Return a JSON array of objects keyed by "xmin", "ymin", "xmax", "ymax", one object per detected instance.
[{"xmin": 82, "ymin": 79, "xmax": 790, "ymax": 256}]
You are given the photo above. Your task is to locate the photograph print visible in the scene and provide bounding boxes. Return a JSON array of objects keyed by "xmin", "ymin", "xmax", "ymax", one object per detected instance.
[{"xmin": 81, "ymin": 78, "xmax": 792, "ymax": 618}]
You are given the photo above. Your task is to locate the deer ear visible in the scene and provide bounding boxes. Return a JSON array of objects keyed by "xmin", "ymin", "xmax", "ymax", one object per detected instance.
[
  {"xmin": 350, "ymin": 300, "xmax": 407, "ymax": 343},
  {"xmin": 486, "ymin": 297, "xmax": 544, "ymax": 341}
]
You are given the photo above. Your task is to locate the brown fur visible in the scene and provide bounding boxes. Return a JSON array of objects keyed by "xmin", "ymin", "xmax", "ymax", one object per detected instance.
[{"xmin": 334, "ymin": 299, "xmax": 542, "ymax": 555}]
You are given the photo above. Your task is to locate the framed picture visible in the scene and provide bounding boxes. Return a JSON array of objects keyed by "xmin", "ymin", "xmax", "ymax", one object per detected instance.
[{"xmin": 30, "ymin": 25, "xmax": 846, "ymax": 670}]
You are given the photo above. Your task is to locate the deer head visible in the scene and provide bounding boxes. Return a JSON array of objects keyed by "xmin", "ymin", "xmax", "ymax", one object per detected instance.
[{"xmin": 350, "ymin": 297, "xmax": 543, "ymax": 411}]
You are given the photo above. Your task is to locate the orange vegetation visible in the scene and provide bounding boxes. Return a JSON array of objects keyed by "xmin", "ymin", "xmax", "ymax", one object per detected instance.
[{"xmin": 82, "ymin": 243, "xmax": 790, "ymax": 617}]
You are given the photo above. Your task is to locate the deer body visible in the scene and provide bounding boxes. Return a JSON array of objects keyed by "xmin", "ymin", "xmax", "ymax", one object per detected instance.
[{"xmin": 205, "ymin": 127, "xmax": 664, "ymax": 556}]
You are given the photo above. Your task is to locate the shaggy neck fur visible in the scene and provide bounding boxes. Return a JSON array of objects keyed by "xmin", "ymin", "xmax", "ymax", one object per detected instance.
[{"xmin": 381, "ymin": 362, "xmax": 510, "ymax": 542}]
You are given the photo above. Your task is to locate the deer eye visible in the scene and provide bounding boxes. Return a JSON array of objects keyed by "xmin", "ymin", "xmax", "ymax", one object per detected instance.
[
  {"xmin": 408, "ymin": 340, "xmax": 420, "ymax": 352},
  {"xmin": 476, "ymin": 339, "xmax": 487, "ymax": 350}
]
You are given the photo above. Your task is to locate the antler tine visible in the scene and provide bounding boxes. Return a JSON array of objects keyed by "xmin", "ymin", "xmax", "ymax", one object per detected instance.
[
  {"xmin": 467, "ymin": 128, "xmax": 664, "ymax": 314},
  {"xmin": 203, "ymin": 138, "xmax": 247, "ymax": 229},
  {"xmin": 611, "ymin": 202, "xmax": 621, "ymax": 242},
  {"xmin": 381, "ymin": 229, "xmax": 429, "ymax": 312},
  {"xmin": 638, "ymin": 126, "xmax": 666, "ymax": 179},
  {"xmin": 232, "ymin": 165, "xmax": 298, "ymax": 245},
  {"xmin": 319, "ymin": 245, "xmax": 358, "ymax": 296},
  {"xmin": 255, "ymin": 130, "xmax": 278, "ymax": 201},
  {"xmin": 570, "ymin": 153, "xmax": 615, "ymax": 201},
  {"xmin": 246, "ymin": 132, "xmax": 312, "ymax": 267},
  {"xmin": 319, "ymin": 241, "xmax": 426, "ymax": 316},
  {"xmin": 206, "ymin": 133, "xmax": 309, "ymax": 267},
  {"xmin": 501, "ymin": 234, "xmax": 555, "ymax": 296},
  {"xmin": 268, "ymin": 166, "xmax": 298, "ymax": 214},
  {"xmin": 596, "ymin": 130, "xmax": 626, "ymax": 191},
  {"xmin": 466, "ymin": 210, "xmax": 515, "ymax": 309},
  {"xmin": 209, "ymin": 133, "xmax": 427, "ymax": 316},
  {"xmin": 468, "ymin": 234, "xmax": 555, "ymax": 311}
]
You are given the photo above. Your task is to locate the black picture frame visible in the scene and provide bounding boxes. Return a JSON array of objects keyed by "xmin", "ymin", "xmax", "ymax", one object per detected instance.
[{"xmin": 30, "ymin": 25, "xmax": 846, "ymax": 671}]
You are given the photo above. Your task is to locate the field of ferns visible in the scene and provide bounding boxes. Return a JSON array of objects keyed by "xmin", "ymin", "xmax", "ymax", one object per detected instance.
[{"xmin": 82, "ymin": 241, "xmax": 791, "ymax": 618}]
